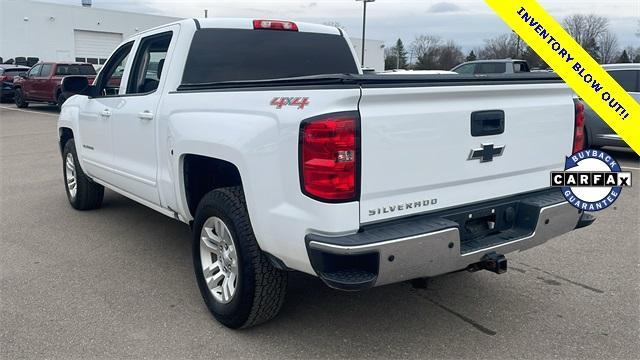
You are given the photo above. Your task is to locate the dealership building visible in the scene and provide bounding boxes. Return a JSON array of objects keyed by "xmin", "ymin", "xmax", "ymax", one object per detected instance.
[{"xmin": 0, "ymin": 0, "xmax": 385, "ymax": 71}]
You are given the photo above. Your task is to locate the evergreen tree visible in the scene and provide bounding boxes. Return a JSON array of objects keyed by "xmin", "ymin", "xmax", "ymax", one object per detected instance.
[
  {"xmin": 465, "ymin": 50, "xmax": 477, "ymax": 62},
  {"xmin": 385, "ymin": 39, "xmax": 408, "ymax": 69},
  {"xmin": 617, "ymin": 50, "xmax": 631, "ymax": 63}
]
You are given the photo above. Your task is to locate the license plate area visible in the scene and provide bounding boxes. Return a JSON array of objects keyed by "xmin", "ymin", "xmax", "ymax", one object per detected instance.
[{"xmin": 444, "ymin": 201, "xmax": 539, "ymax": 254}]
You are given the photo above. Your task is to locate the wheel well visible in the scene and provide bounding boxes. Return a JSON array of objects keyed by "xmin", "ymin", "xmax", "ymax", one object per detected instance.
[
  {"xmin": 59, "ymin": 127, "xmax": 74, "ymax": 154},
  {"xmin": 183, "ymin": 154, "xmax": 242, "ymax": 217}
]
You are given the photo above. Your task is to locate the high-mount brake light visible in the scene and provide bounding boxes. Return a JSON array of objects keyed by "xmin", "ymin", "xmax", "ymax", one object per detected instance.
[
  {"xmin": 253, "ymin": 19, "xmax": 299, "ymax": 31},
  {"xmin": 299, "ymin": 112, "xmax": 360, "ymax": 202},
  {"xmin": 573, "ymin": 99, "xmax": 585, "ymax": 153}
]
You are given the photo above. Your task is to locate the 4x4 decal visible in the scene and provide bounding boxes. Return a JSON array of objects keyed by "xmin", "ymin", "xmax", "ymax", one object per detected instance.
[{"xmin": 271, "ymin": 97, "xmax": 310, "ymax": 110}]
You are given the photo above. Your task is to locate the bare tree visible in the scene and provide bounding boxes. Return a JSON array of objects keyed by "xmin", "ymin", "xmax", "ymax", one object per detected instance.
[
  {"xmin": 411, "ymin": 35, "xmax": 442, "ymax": 69},
  {"xmin": 411, "ymin": 35, "xmax": 442, "ymax": 59},
  {"xmin": 596, "ymin": 31, "xmax": 618, "ymax": 64},
  {"xmin": 562, "ymin": 14, "xmax": 609, "ymax": 60},
  {"xmin": 478, "ymin": 33, "xmax": 520, "ymax": 59},
  {"xmin": 437, "ymin": 40, "xmax": 465, "ymax": 69}
]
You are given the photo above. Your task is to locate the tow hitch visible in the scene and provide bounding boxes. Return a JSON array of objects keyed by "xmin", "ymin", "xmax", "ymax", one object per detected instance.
[{"xmin": 468, "ymin": 252, "xmax": 508, "ymax": 274}]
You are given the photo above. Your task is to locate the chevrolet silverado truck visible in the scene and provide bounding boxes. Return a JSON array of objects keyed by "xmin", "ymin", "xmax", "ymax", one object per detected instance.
[
  {"xmin": 13, "ymin": 62, "xmax": 96, "ymax": 109},
  {"xmin": 58, "ymin": 18, "xmax": 594, "ymax": 329}
]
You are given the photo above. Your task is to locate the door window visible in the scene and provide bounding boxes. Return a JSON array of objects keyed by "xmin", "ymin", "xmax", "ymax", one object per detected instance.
[
  {"xmin": 40, "ymin": 64, "xmax": 53, "ymax": 77},
  {"xmin": 95, "ymin": 42, "xmax": 133, "ymax": 96},
  {"xmin": 453, "ymin": 63, "xmax": 474, "ymax": 74},
  {"xmin": 475, "ymin": 62, "xmax": 506, "ymax": 74},
  {"xmin": 27, "ymin": 64, "xmax": 42, "ymax": 77},
  {"xmin": 127, "ymin": 31, "xmax": 172, "ymax": 94}
]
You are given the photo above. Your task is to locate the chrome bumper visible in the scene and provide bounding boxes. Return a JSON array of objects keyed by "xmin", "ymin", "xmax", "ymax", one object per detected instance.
[{"xmin": 306, "ymin": 190, "xmax": 587, "ymax": 290}]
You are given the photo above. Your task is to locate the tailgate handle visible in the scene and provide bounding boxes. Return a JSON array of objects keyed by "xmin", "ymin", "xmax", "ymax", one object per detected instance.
[{"xmin": 471, "ymin": 110, "xmax": 505, "ymax": 137}]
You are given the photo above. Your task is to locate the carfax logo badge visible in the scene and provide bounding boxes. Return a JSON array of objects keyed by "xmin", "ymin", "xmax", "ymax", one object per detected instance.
[{"xmin": 551, "ymin": 150, "xmax": 632, "ymax": 211}]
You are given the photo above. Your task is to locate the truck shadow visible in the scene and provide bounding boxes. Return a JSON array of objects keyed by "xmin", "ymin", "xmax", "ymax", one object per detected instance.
[{"xmin": 95, "ymin": 190, "xmax": 552, "ymax": 357}]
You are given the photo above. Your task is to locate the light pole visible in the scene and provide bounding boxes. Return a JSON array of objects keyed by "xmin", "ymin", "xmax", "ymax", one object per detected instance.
[{"xmin": 356, "ymin": 0, "xmax": 375, "ymax": 67}]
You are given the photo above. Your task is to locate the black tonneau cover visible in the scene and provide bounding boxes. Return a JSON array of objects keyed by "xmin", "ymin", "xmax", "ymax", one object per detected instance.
[{"xmin": 176, "ymin": 73, "xmax": 563, "ymax": 92}]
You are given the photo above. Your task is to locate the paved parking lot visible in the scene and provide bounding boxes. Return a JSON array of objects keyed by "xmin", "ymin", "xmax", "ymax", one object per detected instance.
[{"xmin": 1, "ymin": 103, "xmax": 639, "ymax": 359}]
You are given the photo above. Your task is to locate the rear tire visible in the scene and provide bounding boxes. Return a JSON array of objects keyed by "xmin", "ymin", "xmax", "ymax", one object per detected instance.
[
  {"xmin": 192, "ymin": 187, "xmax": 287, "ymax": 329},
  {"xmin": 62, "ymin": 139, "xmax": 104, "ymax": 210},
  {"xmin": 14, "ymin": 88, "xmax": 28, "ymax": 108},
  {"xmin": 56, "ymin": 92, "xmax": 67, "ymax": 110}
]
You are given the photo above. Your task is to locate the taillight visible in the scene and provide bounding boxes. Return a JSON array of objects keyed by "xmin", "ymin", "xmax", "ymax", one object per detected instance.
[
  {"xmin": 253, "ymin": 19, "xmax": 298, "ymax": 31},
  {"xmin": 300, "ymin": 112, "xmax": 360, "ymax": 202},
  {"xmin": 0, "ymin": 76, "xmax": 7, "ymax": 82},
  {"xmin": 573, "ymin": 99, "xmax": 585, "ymax": 153}
]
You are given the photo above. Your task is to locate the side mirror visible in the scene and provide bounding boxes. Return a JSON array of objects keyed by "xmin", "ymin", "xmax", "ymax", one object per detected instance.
[
  {"xmin": 18, "ymin": 72, "xmax": 27, "ymax": 78},
  {"xmin": 61, "ymin": 76, "xmax": 97, "ymax": 97}
]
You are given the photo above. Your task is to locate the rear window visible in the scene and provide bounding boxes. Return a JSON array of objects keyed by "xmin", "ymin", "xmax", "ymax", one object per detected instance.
[
  {"xmin": 608, "ymin": 70, "xmax": 639, "ymax": 92},
  {"xmin": 55, "ymin": 64, "xmax": 96, "ymax": 76},
  {"xmin": 513, "ymin": 62, "xmax": 530, "ymax": 73},
  {"xmin": 475, "ymin": 62, "xmax": 506, "ymax": 74},
  {"xmin": 1, "ymin": 68, "xmax": 26, "ymax": 75},
  {"xmin": 182, "ymin": 29, "xmax": 359, "ymax": 84}
]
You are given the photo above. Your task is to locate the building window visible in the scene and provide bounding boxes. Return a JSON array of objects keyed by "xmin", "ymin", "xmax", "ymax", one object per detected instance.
[
  {"xmin": 99, "ymin": 58, "xmax": 107, "ymax": 64},
  {"xmin": 75, "ymin": 57, "xmax": 85, "ymax": 63},
  {"xmin": 86, "ymin": 58, "xmax": 98, "ymax": 64}
]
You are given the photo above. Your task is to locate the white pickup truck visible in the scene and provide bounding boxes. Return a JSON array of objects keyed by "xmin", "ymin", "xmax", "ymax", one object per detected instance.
[{"xmin": 58, "ymin": 18, "xmax": 594, "ymax": 328}]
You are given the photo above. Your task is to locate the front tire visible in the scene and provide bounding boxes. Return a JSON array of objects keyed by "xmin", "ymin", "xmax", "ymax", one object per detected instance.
[
  {"xmin": 62, "ymin": 139, "xmax": 104, "ymax": 210},
  {"xmin": 14, "ymin": 88, "xmax": 28, "ymax": 108},
  {"xmin": 193, "ymin": 187, "xmax": 287, "ymax": 329}
]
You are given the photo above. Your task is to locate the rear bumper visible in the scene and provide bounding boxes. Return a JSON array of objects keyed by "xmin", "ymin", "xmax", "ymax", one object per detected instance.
[
  {"xmin": 306, "ymin": 189, "xmax": 592, "ymax": 290},
  {"xmin": 1, "ymin": 84, "xmax": 15, "ymax": 97}
]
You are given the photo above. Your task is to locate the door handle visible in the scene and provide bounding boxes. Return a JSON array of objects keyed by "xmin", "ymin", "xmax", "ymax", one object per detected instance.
[
  {"xmin": 101, "ymin": 109, "xmax": 112, "ymax": 117},
  {"xmin": 138, "ymin": 111, "xmax": 154, "ymax": 121},
  {"xmin": 471, "ymin": 110, "xmax": 505, "ymax": 137}
]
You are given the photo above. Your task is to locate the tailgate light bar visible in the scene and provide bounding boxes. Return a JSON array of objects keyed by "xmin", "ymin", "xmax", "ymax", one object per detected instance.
[{"xmin": 253, "ymin": 19, "xmax": 298, "ymax": 31}]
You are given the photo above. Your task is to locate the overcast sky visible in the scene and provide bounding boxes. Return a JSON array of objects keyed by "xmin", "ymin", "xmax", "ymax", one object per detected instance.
[{"xmin": 40, "ymin": 0, "xmax": 639, "ymax": 52}]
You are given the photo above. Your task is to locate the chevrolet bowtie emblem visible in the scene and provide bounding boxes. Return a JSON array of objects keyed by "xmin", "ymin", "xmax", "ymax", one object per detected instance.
[{"xmin": 468, "ymin": 143, "xmax": 505, "ymax": 162}]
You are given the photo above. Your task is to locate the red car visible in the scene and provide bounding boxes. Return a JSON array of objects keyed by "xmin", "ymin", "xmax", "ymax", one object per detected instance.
[{"xmin": 13, "ymin": 62, "xmax": 96, "ymax": 109}]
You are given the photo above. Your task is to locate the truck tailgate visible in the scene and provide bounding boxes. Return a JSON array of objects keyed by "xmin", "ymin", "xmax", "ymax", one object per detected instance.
[{"xmin": 358, "ymin": 83, "xmax": 575, "ymax": 224}]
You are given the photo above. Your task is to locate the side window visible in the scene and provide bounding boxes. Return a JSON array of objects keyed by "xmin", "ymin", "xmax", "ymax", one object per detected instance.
[
  {"xmin": 475, "ymin": 62, "xmax": 506, "ymax": 74},
  {"xmin": 454, "ymin": 64, "xmax": 474, "ymax": 74},
  {"xmin": 28, "ymin": 64, "xmax": 42, "ymax": 77},
  {"xmin": 608, "ymin": 70, "xmax": 639, "ymax": 92},
  {"xmin": 95, "ymin": 42, "xmax": 134, "ymax": 96},
  {"xmin": 40, "ymin": 64, "xmax": 53, "ymax": 77},
  {"xmin": 127, "ymin": 31, "xmax": 172, "ymax": 95},
  {"xmin": 513, "ymin": 62, "xmax": 529, "ymax": 73}
]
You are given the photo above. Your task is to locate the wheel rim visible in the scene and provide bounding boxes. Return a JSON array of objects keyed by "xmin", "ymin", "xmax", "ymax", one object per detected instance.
[
  {"xmin": 200, "ymin": 216, "xmax": 238, "ymax": 304},
  {"xmin": 65, "ymin": 153, "xmax": 77, "ymax": 199}
]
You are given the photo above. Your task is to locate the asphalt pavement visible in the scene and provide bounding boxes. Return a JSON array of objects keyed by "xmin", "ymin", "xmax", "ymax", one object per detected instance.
[{"xmin": 1, "ymin": 103, "xmax": 638, "ymax": 359}]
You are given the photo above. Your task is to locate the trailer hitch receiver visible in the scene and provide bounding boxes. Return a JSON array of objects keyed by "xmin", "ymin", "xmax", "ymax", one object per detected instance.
[{"xmin": 468, "ymin": 252, "xmax": 507, "ymax": 274}]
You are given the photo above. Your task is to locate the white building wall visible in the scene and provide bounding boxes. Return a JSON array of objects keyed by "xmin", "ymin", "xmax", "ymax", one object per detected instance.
[
  {"xmin": 0, "ymin": 0, "xmax": 180, "ymax": 62},
  {"xmin": 0, "ymin": 0, "xmax": 385, "ymax": 72},
  {"xmin": 350, "ymin": 38, "xmax": 385, "ymax": 72}
]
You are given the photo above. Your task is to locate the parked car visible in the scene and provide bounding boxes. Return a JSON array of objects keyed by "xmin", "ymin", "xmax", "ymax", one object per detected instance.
[
  {"xmin": 380, "ymin": 69, "xmax": 458, "ymax": 75},
  {"xmin": 13, "ymin": 62, "xmax": 96, "ymax": 109},
  {"xmin": 58, "ymin": 18, "xmax": 592, "ymax": 329},
  {"xmin": 583, "ymin": 63, "xmax": 639, "ymax": 149},
  {"xmin": 452, "ymin": 59, "xmax": 531, "ymax": 75},
  {"xmin": 0, "ymin": 64, "xmax": 30, "ymax": 102}
]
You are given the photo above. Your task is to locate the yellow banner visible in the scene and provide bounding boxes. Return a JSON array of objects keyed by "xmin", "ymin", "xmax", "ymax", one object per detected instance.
[{"xmin": 485, "ymin": 0, "xmax": 639, "ymax": 155}]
